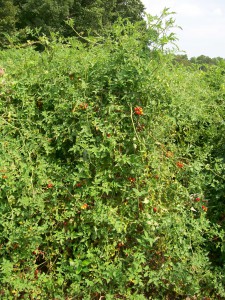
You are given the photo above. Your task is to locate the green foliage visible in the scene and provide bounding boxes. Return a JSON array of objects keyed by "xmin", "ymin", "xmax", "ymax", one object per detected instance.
[
  {"xmin": 3, "ymin": 0, "xmax": 145, "ymax": 37},
  {"xmin": 0, "ymin": 15, "xmax": 225, "ymax": 299},
  {"xmin": 0, "ymin": 0, "xmax": 145, "ymax": 47},
  {"xmin": 0, "ymin": 0, "xmax": 17, "ymax": 47},
  {"xmin": 14, "ymin": 0, "xmax": 74, "ymax": 34},
  {"xmin": 174, "ymin": 54, "xmax": 225, "ymax": 68},
  {"xmin": 190, "ymin": 55, "xmax": 225, "ymax": 66},
  {"xmin": 70, "ymin": 0, "xmax": 145, "ymax": 35}
]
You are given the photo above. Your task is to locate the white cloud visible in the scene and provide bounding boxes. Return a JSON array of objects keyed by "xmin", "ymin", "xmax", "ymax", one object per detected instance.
[
  {"xmin": 175, "ymin": 3, "xmax": 204, "ymax": 17},
  {"xmin": 141, "ymin": 0, "xmax": 225, "ymax": 58},
  {"xmin": 142, "ymin": 0, "xmax": 175, "ymax": 15},
  {"xmin": 212, "ymin": 8, "xmax": 223, "ymax": 16}
]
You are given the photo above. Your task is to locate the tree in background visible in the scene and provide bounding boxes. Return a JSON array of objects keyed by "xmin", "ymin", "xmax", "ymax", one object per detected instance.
[
  {"xmin": 190, "ymin": 55, "xmax": 225, "ymax": 66},
  {"xmin": 173, "ymin": 54, "xmax": 191, "ymax": 66},
  {"xmin": 13, "ymin": 0, "xmax": 74, "ymax": 34},
  {"xmin": 12, "ymin": 0, "xmax": 145, "ymax": 36},
  {"xmin": 0, "ymin": 0, "xmax": 17, "ymax": 46},
  {"xmin": 173, "ymin": 54, "xmax": 225, "ymax": 67}
]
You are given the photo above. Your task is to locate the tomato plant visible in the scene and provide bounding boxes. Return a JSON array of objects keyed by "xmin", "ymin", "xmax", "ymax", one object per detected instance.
[{"xmin": 0, "ymin": 14, "xmax": 225, "ymax": 300}]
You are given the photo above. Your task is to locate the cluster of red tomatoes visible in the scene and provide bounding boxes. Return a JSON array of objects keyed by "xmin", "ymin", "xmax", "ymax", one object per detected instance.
[{"xmin": 134, "ymin": 106, "xmax": 143, "ymax": 115}]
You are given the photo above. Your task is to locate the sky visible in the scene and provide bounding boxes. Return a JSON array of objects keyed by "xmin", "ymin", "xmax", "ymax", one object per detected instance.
[{"xmin": 141, "ymin": 0, "xmax": 225, "ymax": 58}]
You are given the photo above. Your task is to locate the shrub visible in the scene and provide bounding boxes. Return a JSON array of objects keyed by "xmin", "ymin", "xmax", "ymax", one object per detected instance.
[{"xmin": 0, "ymin": 16, "xmax": 225, "ymax": 299}]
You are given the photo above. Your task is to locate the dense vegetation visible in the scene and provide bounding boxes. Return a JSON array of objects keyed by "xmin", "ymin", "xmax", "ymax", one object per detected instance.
[
  {"xmin": 0, "ymin": 0, "xmax": 145, "ymax": 47},
  {"xmin": 0, "ymin": 8, "xmax": 225, "ymax": 300}
]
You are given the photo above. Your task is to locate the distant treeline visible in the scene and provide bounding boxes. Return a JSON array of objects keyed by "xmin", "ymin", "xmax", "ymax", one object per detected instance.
[{"xmin": 174, "ymin": 54, "xmax": 225, "ymax": 66}]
